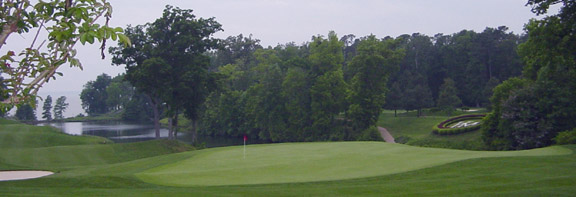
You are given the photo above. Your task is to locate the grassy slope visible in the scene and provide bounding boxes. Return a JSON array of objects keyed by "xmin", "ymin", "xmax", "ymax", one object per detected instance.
[
  {"xmin": 1, "ymin": 120, "xmax": 576, "ymax": 196},
  {"xmin": 0, "ymin": 121, "xmax": 193, "ymax": 171},
  {"xmin": 378, "ymin": 110, "xmax": 487, "ymax": 150}
]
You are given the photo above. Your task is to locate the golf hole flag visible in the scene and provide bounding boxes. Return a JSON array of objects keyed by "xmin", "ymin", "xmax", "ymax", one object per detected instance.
[{"xmin": 243, "ymin": 135, "xmax": 247, "ymax": 159}]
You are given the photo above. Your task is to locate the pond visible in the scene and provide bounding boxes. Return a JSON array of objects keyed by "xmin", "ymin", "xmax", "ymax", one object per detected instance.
[{"xmin": 38, "ymin": 121, "xmax": 264, "ymax": 148}]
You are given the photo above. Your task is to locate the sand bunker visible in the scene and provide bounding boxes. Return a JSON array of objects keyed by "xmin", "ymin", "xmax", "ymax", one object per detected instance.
[{"xmin": 0, "ymin": 171, "xmax": 53, "ymax": 181}]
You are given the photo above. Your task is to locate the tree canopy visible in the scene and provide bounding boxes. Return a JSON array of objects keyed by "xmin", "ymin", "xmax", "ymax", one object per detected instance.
[
  {"xmin": 110, "ymin": 5, "xmax": 222, "ymax": 140},
  {"xmin": 0, "ymin": 0, "xmax": 128, "ymax": 111},
  {"xmin": 482, "ymin": 0, "xmax": 576, "ymax": 150}
]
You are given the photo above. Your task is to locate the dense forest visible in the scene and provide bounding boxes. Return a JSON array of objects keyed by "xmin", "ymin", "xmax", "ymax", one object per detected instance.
[
  {"xmin": 79, "ymin": 0, "xmax": 576, "ymax": 149},
  {"xmin": 84, "ymin": 15, "xmax": 525, "ymax": 142},
  {"xmin": 198, "ymin": 27, "xmax": 524, "ymax": 142}
]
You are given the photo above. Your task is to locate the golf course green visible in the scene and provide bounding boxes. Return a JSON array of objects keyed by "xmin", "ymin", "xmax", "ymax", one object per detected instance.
[
  {"xmin": 1, "ymin": 120, "xmax": 576, "ymax": 196},
  {"xmin": 137, "ymin": 142, "xmax": 571, "ymax": 186}
]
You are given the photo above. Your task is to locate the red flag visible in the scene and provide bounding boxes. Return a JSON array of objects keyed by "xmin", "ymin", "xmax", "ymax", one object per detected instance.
[{"xmin": 243, "ymin": 135, "xmax": 247, "ymax": 142}]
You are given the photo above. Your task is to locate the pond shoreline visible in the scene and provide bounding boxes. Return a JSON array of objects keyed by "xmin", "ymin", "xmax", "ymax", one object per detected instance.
[{"xmin": 36, "ymin": 121, "xmax": 267, "ymax": 148}]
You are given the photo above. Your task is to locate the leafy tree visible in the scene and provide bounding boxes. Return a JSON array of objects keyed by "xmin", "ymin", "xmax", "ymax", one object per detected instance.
[
  {"xmin": 282, "ymin": 67, "xmax": 312, "ymax": 141},
  {"xmin": 41, "ymin": 95, "xmax": 53, "ymax": 121},
  {"xmin": 309, "ymin": 31, "xmax": 344, "ymax": 76},
  {"xmin": 308, "ymin": 32, "xmax": 347, "ymax": 139},
  {"xmin": 482, "ymin": 77, "xmax": 529, "ymax": 150},
  {"xmin": 411, "ymin": 83, "xmax": 434, "ymax": 117},
  {"xmin": 53, "ymin": 96, "xmax": 68, "ymax": 120},
  {"xmin": 0, "ymin": 0, "xmax": 128, "ymax": 110},
  {"xmin": 122, "ymin": 93, "xmax": 152, "ymax": 122},
  {"xmin": 347, "ymin": 35, "xmax": 402, "ymax": 130},
  {"xmin": 210, "ymin": 34, "xmax": 262, "ymax": 70},
  {"xmin": 106, "ymin": 75, "xmax": 134, "ymax": 111},
  {"xmin": 110, "ymin": 5, "xmax": 222, "ymax": 140},
  {"xmin": 482, "ymin": 0, "xmax": 576, "ymax": 150},
  {"xmin": 250, "ymin": 64, "xmax": 287, "ymax": 141},
  {"xmin": 482, "ymin": 77, "xmax": 501, "ymax": 108},
  {"xmin": 80, "ymin": 73, "xmax": 111, "ymax": 116},
  {"xmin": 310, "ymin": 69, "xmax": 348, "ymax": 139},
  {"xmin": 437, "ymin": 78, "xmax": 462, "ymax": 115},
  {"xmin": 15, "ymin": 104, "xmax": 35, "ymax": 121},
  {"xmin": 398, "ymin": 70, "xmax": 433, "ymax": 117},
  {"xmin": 385, "ymin": 82, "xmax": 403, "ymax": 117}
]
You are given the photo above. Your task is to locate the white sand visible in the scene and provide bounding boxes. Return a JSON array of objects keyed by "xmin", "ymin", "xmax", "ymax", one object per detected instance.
[{"xmin": 0, "ymin": 171, "xmax": 54, "ymax": 181}]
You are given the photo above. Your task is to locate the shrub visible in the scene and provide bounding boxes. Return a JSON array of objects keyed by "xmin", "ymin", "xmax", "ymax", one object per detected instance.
[
  {"xmin": 357, "ymin": 126, "xmax": 381, "ymax": 141},
  {"xmin": 554, "ymin": 128, "xmax": 576, "ymax": 145}
]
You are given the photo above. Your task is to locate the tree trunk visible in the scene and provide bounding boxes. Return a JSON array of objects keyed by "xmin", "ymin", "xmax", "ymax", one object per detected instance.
[
  {"xmin": 169, "ymin": 109, "xmax": 179, "ymax": 140},
  {"xmin": 192, "ymin": 119, "xmax": 198, "ymax": 144},
  {"xmin": 174, "ymin": 113, "xmax": 179, "ymax": 140},
  {"xmin": 146, "ymin": 95, "xmax": 161, "ymax": 139},
  {"xmin": 417, "ymin": 108, "xmax": 422, "ymax": 117},
  {"xmin": 394, "ymin": 109, "xmax": 397, "ymax": 117}
]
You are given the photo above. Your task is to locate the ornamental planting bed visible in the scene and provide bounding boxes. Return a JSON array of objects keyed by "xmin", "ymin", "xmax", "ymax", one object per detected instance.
[{"xmin": 432, "ymin": 114, "xmax": 486, "ymax": 135}]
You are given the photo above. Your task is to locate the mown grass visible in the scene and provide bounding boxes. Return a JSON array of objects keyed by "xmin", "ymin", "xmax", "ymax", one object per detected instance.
[
  {"xmin": 63, "ymin": 112, "xmax": 122, "ymax": 122},
  {"xmin": 0, "ymin": 123, "xmax": 111, "ymax": 149},
  {"xmin": 1, "ymin": 120, "xmax": 576, "ymax": 196},
  {"xmin": 136, "ymin": 142, "xmax": 570, "ymax": 187},
  {"xmin": 378, "ymin": 109, "xmax": 487, "ymax": 150},
  {"xmin": 0, "ymin": 121, "xmax": 193, "ymax": 171}
]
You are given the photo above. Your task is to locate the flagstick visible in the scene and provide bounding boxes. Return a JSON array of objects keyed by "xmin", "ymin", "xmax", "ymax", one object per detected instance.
[{"xmin": 243, "ymin": 138, "xmax": 246, "ymax": 159}]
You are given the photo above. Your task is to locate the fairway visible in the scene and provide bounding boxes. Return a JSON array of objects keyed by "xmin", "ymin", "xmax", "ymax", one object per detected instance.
[{"xmin": 136, "ymin": 142, "xmax": 571, "ymax": 186}]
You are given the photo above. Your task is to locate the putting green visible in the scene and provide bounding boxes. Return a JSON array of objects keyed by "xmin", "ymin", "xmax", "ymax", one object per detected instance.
[{"xmin": 136, "ymin": 142, "xmax": 571, "ymax": 186}]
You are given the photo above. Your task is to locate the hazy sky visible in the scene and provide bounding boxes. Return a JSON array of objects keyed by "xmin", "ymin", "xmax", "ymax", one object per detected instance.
[
  {"xmin": 39, "ymin": 0, "xmax": 555, "ymax": 93},
  {"xmin": 2, "ymin": 0, "xmax": 559, "ymax": 117}
]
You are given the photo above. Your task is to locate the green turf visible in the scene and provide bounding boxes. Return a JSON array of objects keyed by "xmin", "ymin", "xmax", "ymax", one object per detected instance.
[
  {"xmin": 1, "ymin": 119, "xmax": 576, "ymax": 196},
  {"xmin": 0, "ymin": 121, "xmax": 193, "ymax": 171},
  {"xmin": 0, "ymin": 123, "xmax": 111, "ymax": 149},
  {"xmin": 136, "ymin": 142, "xmax": 571, "ymax": 186}
]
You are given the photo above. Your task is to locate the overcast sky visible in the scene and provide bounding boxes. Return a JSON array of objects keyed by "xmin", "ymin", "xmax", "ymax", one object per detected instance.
[{"xmin": 2, "ymin": 0, "xmax": 559, "ymax": 117}]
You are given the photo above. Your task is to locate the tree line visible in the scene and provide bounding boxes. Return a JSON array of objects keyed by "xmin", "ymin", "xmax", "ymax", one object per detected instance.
[
  {"xmin": 80, "ymin": 73, "xmax": 153, "ymax": 122},
  {"xmin": 103, "ymin": 5, "xmax": 525, "ymax": 143},
  {"xmin": 10, "ymin": 95, "xmax": 68, "ymax": 121},
  {"xmin": 198, "ymin": 27, "xmax": 524, "ymax": 142},
  {"xmin": 200, "ymin": 32, "xmax": 402, "ymax": 142},
  {"xmin": 101, "ymin": 1, "xmax": 575, "ymax": 149}
]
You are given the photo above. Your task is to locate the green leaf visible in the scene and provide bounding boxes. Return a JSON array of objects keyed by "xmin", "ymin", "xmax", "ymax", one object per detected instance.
[
  {"xmin": 114, "ymin": 27, "xmax": 123, "ymax": 32},
  {"xmin": 87, "ymin": 35, "xmax": 95, "ymax": 44},
  {"xmin": 80, "ymin": 33, "xmax": 87, "ymax": 44},
  {"xmin": 118, "ymin": 34, "xmax": 132, "ymax": 46}
]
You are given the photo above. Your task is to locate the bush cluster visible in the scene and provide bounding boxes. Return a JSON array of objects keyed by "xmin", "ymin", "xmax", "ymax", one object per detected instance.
[
  {"xmin": 554, "ymin": 128, "xmax": 576, "ymax": 145},
  {"xmin": 433, "ymin": 114, "xmax": 485, "ymax": 135}
]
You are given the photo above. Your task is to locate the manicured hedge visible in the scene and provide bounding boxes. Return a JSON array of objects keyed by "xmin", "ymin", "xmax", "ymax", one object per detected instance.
[{"xmin": 433, "ymin": 114, "xmax": 486, "ymax": 135}]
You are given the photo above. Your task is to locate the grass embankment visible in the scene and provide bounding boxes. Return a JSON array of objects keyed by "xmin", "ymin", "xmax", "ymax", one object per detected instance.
[
  {"xmin": 63, "ymin": 111, "xmax": 122, "ymax": 122},
  {"xmin": 378, "ymin": 109, "xmax": 488, "ymax": 150},
  {"xmin": 1, "ymin": 120, "xmax": 576, "ymax": 196},
  {"xmin": 0, "ymin": 122, "xmax": 192, "ymax": 171}
]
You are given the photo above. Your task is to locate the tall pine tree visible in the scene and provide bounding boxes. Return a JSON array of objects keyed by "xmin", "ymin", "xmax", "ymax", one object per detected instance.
[{"xmin": 42, "ymin": 95, "xmax": 53, "ymax": 121}]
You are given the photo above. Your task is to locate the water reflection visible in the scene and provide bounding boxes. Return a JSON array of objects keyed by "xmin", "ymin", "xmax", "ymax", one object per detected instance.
[{"xmin": 38, "ymin": 121, "xmax": 266, "ymax": 148}]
